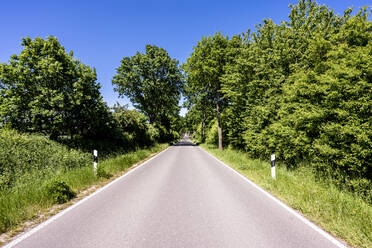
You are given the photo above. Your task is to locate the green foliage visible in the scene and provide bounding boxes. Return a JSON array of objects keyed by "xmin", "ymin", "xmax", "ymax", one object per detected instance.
[
  {"xmin": 55, "ymin": 105, "xmax": 161, "ymax": 158},
  {"xmin": 100, "ymin": 144, "xmax": 168, "ymax": 176},
  {"xmin": 205, "ymin": 116, "xmax": 230, "ymax": 147},
  {"xmin": 0, "ymin": 129, "xmax": 90, "ymax": 188},
  {"xmin": 0, "ymin": 142, "xmax": 168, "ymax": 234},
  {"xmin": 228, "ymin": 1, "xmax": 370, "ymax": 195},
  {"xmin": 202, "ymin": 144, "xmax": 372, "ymax": 248},
  {"xmin": 185, "ymin": 0, "xmax": 371, "ymax": 201},
  {"xmin": 269, "ymin": 7, "xmax": 372, "ymax": 190},
  {"xmin": 55, "ymin": 136, "xmax": 125, "ymax": 160},
  {"xmin": 206, "ymin": 119, "xmax": 218, "ymax": 145},
  {"xmin": 96, "ymin": 166, "xmax": 112, "ymax": 179},
  {"xmin": 183, "ymin": 32, "xmax": 234, "ymax": 149},
  {"xmin": 183, "ymin": 95, "xmax": 215, "ymax": 143},
  {"xmin": 0, "ymin": 36, "xmax": 107, "ymax": 139},
  {"xmin": 112, "ymin": 45, "xmax": 183, "ymax": 142},
  {"xmin": 44, "ymin": 179, "xmax": 76, "ymax": 204},
  {"xmin": 189, "ymin": 121, "xmax": 204, "ymax": 144},
  {"xmin": 0, "ymin": 34, "xmax": 175, "ymax": 237},
  {"xmin": 112, "ymin": 105, "xmax": 159, "ymax": 147},
  {"xmin": 275, "ymin": 29, "xmax": 372, "ymax": 177}
]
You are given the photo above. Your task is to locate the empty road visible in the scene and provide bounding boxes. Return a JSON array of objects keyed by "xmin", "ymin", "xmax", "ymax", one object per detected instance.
[{"xmin": 6, "ymin": 138, "xmax": 346, "ymax": 248}]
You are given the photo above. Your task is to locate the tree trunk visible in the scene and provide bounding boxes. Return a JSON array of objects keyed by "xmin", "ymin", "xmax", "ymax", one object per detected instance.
[{"xmin": 216, "ymin": 92, "xmax": 223, "ymax": 150}]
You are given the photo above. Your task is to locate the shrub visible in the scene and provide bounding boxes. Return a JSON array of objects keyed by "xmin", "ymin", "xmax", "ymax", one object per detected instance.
[
  {"xmin": 96, "ymin": 166, "xmax": 112, "ymax": 179},
  {"xmin": 206, "ymin": 119, "xmax": 218, "ymax": 145},
  {"xmin": 113, "ymin": 108, "xmax": 159, "ymax": 147},
  {"xmin": 0, "ymin": 129, "xmax": 90, "ymax": 188},
  {"xmin": 44, "ymin": 179, "xmax": 76, "ymax": 204},
  {"xmin": 205, "ymin": 117, "xmax": 229, "ymax": 147}
]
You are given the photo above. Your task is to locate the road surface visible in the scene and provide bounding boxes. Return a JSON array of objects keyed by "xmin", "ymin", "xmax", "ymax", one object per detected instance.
[{"xmin": 6, "ymin": 138, "xmax": 346, "ymax": 248}]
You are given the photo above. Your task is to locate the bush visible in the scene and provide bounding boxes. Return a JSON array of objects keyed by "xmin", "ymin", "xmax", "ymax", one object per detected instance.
[
  {"xmin": 0, "ymin": 129, "xmax": 90, "ymax": 188},
  {"xmin": 205, "ymin": 117, "xmax": 229, "ymax": 147},
  {"xmin": 217, "ymin": 2, "xmax": 371, "ymax": 202},
  {"xmin": 346, "ymin": 179, "xmax": 372, "ymax": 203},
  {"xmin": 273, "ymin": 30, "xmax": 372, "ymax": 186},
  {"xmin": 113, "ymin": 108, "xmax": 159, "ymax": 147},
  {"xmin": 155, "ymin": 124, "xmax": 180, "ymax": 143},
  {"xmin": 206, "ymin": 119, "xmax": 218, "ymax": 145},
  {"xmin": 96, "ymin": 166, "xmax": 112, "ymax": 179},
  {"xmin": 193, "ymin": 122, "xmax": 204, "ymax": 143},
  {"xmin": 44, "ymin": 179, "xmax": 76, "ymax": 204}
]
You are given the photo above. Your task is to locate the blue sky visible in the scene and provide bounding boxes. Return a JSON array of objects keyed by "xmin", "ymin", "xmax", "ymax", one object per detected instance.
[{"xmin": 1, "ymin": 0, "xmax": 370, "ymax": 115}]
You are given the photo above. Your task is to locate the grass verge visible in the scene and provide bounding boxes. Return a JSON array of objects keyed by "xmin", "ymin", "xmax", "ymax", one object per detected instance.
[
  {"xmin": 0, "ymin": 143, "xmax": 168, "ymax": 243},
  {"xmin": 201, "ymin": 143, "xmax": 372, "ymax": 248}
]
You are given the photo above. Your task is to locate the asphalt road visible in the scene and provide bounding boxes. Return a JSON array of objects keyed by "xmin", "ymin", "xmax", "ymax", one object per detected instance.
[{"xmin": 7, "ymin": 138, "xmax": 346, "ymax": 248}]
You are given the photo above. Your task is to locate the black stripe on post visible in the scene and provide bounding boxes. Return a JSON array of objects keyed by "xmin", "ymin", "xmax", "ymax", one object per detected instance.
[
  {"xmin": 93, "ymin": 150, "xmax": 98, "ymax": 176},
  {"xmin": 93, "ymin": 150, "xmax": 98, "ymax": 163},
  {"xmin": 271, "ymin": 154, "xmax": 276, "ymax": 179}
]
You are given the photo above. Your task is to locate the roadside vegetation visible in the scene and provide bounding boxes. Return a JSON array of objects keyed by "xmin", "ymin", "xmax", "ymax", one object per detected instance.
[
  {"xmin": 0, "ymin": 0, "xmax": 370, "ymax": 245},
  {"xmin": 184, "ymin": 1, "xmax": 371, "ymax": 247},
  {"xmin": 0, "ymin": 129, "xmax": 167, "ymax": 234},
  {"xmin": 0, "ymin": 35, "xmax": 183, "ymax": 236},
  {"xmin": 184, "ymin": 0, "xmax": 371, "ymax": 203},
  {"xmin": 202, "ymin": 144, "xmax": 372, "ymax": 248}
]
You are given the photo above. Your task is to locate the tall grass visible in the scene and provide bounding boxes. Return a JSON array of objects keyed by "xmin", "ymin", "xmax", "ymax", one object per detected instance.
[
  {"xmin": 201, "ymin": 144, "xmax": 372, "ymax": 248},
  {"xmin": 0, "ymin": 129, "xmax": 168, "ymax": 235},
  {"xmin": 0, "ymin": 129, "xmax": 91, "ymax": 188}
]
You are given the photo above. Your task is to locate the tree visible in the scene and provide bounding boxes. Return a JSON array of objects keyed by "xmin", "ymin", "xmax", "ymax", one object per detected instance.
[
  {"xmin": 182, "ymin": 0, "xmax": 371, "ymax": 202},
  {"xmin": 112, "ymin": 104, "xmax": 159, "ymax": 147},
  {"xmin": 183, "ymin": 32, "xmax": 229, "ymax": 150},
  {"xmin": 0, "ymin": 36, "xmax": 106, "ymax": 138},
  {"xmin": 273, "ymin": 7, "xmax": 372, "ymax": 182},
  {"xmin": 182, "ymin": 78, "xmax": 215, "ymax": 143},
  {"xmin": 183, "ymin": 98, "xmax": 214, "ymax": 143},
  {"xmin": 112, "ymin": 45, "xmax": 183, "ymax": 132}
]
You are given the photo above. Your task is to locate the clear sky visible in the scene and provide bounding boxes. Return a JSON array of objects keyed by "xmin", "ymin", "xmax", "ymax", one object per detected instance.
[{"xmin": 1, "ymin": 0, "xmax": 370, "ymax": 115}]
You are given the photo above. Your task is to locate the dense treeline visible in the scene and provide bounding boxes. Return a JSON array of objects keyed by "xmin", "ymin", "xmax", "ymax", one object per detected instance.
[
  {"xmin": 0, "ymin": 36, "xmax": 183, "ymax": 233},
  {"xmin": 184, "ymin": 0, "xmax": 371, "ymax": 201},
  {"xmin": 0, "ymin": 37, "xmax": 182, "ymax": 143},
  {"xmin": 0, "ymin": 37, "xmax": 183, "ymax": 189}
]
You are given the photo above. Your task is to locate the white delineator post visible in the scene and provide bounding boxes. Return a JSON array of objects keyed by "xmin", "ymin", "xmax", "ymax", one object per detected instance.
[
  {"xmin": 271, "ymin": 154, "xmax": 276, "ymax": 179},
  {"xmin": 93, "ymin": 150, "xmax": 98, "ymax": 175}
]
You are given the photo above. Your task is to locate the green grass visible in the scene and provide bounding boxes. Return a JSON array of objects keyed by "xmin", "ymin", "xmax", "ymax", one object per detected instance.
[
  {"xmin": 201, "ymin": 144, "xmax": 372, "ymax": 248},
  {"xmin": 0, "ymin": 143, "xmax": 168, "ymax": 235},
  {"xmin": 0, "ymin": 129, "xmax": 92, "ymax": 188}
]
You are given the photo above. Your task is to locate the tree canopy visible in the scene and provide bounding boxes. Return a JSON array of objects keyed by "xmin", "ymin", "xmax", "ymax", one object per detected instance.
[
  {"xmin": 184, "ymin": 0, "xmax": 371, "ymax": 201},
  {"xmin": 0, "ymin": 36, "xmax": 106, "ymax": 138},
  {"xmin": 112, "ymin": 45, "xmax": 183, "ymax": 125},
  {"xmin": 182, "ymin": 32, "xmax": 231, "ymax": 149}
]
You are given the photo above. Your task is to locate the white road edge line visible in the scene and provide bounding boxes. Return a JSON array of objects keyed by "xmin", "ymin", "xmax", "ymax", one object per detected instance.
[
  {"xmin": 3, "ymin": 146, "xmax": 171, "ymax": 248},
  {"xmin": 198, "ymin": 147, "xmax": 348, "ymax": 248}
]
